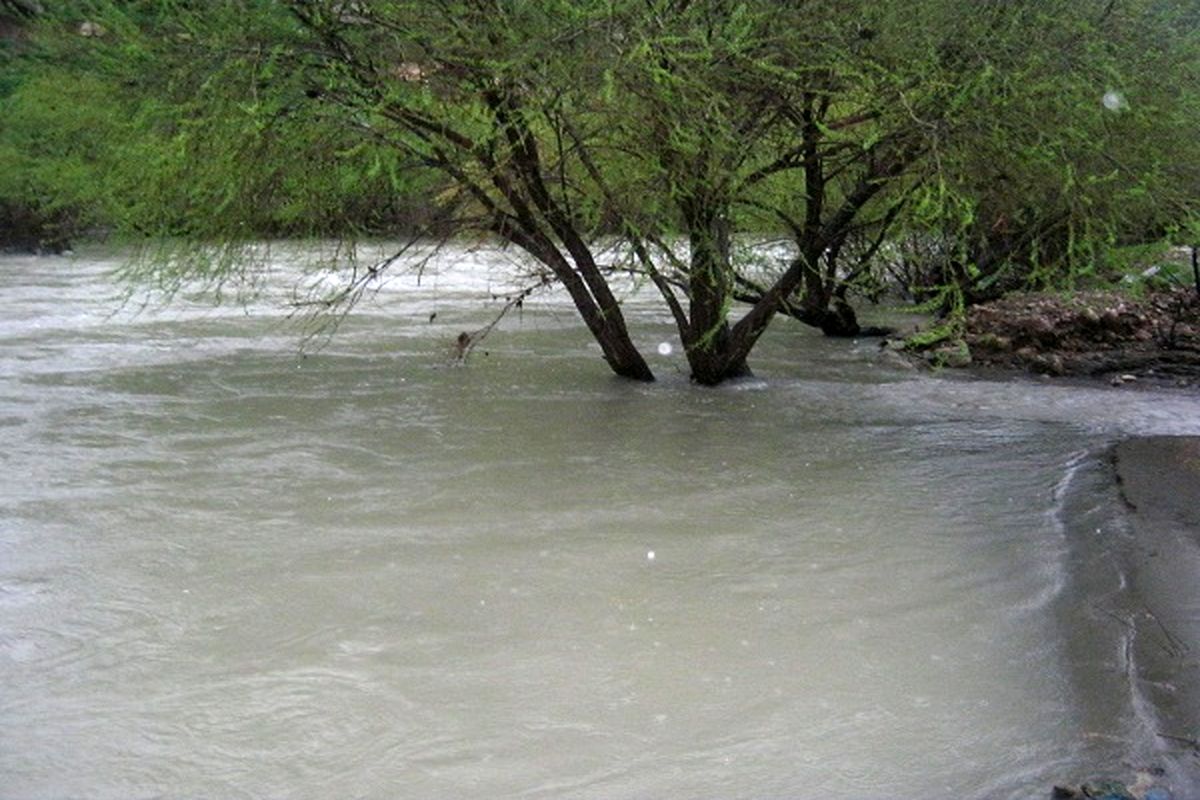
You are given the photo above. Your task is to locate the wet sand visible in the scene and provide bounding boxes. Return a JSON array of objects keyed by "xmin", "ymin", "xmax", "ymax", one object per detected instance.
[{"xmin": 1112, "ymin": 437, "xmax": 1200, "ymax": 788}]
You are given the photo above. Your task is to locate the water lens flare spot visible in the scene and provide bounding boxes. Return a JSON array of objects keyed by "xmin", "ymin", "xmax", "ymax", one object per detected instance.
[
  {"xmin": 657, "ymin": 342, "xmax": 673, "ymax": 356},
  {"xmin": 646, "ymin": 550, "xmax": 656, "ymax": 561}
]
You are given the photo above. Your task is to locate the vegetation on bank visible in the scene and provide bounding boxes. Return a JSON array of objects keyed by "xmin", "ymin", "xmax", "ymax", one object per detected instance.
[{"xmin": 1, "ymin": 2, "xmax": 1198, "ymax": 383}]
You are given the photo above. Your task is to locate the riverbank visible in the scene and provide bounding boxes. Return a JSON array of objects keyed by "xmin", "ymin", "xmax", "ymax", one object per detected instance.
[
  {"xmin": 905, "ymin": 288, "xmax": 1200, "ymax": 388},
  {"xmin": 1053, "ymin": 437, "xmax": 1200, "ymax": 800},
  {"xmin": 1112, "ymin": 436, "xmax": 1200, "ymax": 794}
]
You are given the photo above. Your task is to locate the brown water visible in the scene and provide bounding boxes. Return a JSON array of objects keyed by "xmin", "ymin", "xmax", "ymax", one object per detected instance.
[{"xmin": 1, "ymin": 245, "xmax": 1197, "ymax": 798}]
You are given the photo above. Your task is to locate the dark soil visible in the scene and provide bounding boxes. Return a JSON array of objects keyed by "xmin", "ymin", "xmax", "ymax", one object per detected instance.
[{"xmin": 953, "ymin": 288, "xmax": 1200, "ymax": 387}]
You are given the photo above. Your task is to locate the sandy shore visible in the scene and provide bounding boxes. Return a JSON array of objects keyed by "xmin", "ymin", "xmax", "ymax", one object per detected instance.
[{"xmin": 1111, "ymin": 437, "xmax": 1200, "ymax": 789}]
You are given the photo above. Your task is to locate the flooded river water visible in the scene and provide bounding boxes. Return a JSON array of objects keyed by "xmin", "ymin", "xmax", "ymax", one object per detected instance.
[{"xmin": 1, "ymin": 245, "xmax": 1197, "ymax": 798}]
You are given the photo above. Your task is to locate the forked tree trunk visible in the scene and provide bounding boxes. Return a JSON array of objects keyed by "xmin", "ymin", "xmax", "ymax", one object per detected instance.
[
  {"xmin": 596, "ymin": 325, "xmax": 656, "ymax": 381},
  {"xmin": 686, "ymin": 328, "xmax": 753, "ymax": 385},
  {"xmin": 679, "ymin": 197, "xmax": 754, "ymax": 385},
  {"xmin": 518, "ymin": 236, "xmax": 655, "ymax": 382},
  {"xmin": 482, "ymin": 91, "xmax": 655, "ymax": 383}
]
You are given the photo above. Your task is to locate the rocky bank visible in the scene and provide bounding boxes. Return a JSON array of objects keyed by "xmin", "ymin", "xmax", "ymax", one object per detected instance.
[{"xmin": 903, "ymin": 288, "xmax": 1200, "ymax": 388}]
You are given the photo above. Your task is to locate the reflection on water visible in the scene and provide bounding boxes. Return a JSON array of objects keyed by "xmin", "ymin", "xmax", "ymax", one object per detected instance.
[{"xmin": 1, "ymin": 247, "xmax": 1197, "ymax": 799}]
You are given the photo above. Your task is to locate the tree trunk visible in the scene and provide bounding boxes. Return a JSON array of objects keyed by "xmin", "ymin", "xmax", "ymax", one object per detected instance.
[
  {"xmin": 1191, "ymin": 245, "xmax": 1198, "ymax": 298},
  {"xmin": 596, "ymin": 326, "xmax": 656, "ymax": 381},
  {"xmin": 679, "ymin": 196, "xmax": 753, "ymax": 385},
  {"xmin": 484, "ymin": 91, "xmax": 655, "ymax": 382},
  {"xmin": 686, "ymin": 322, "xmax": 754, "ymax": 385},
  {"xmin": 786, "ymin": 244, "xmax": 861, "ymax": 336},
  {"xmin": 518, "ymin": 235, "xmax": 655, "ymax": 382},
  {"xmin": 816, "ymin": 300, "xmax": 861, "ymax": 336}
]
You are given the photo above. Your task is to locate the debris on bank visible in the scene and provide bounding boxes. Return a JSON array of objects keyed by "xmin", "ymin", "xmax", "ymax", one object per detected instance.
[{"xmin": 892, "ymin": 288, "xmax": 1200, "ymax": 386}]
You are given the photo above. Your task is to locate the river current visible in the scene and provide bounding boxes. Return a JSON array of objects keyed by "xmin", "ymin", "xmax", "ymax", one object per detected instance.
[{"xmin": 1, "ymin": 244, "xmax": 1197, "ymax": 798}]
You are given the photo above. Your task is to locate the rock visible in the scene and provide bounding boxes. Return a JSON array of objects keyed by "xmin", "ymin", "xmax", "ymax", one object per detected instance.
[
  {"xmin": 1101, "ymin": 308, "xmax": 1126, "ymax": 333},
  {"xmin": 1052, "ymin": 775, "xmax": 1173, "ymax": 799},
  {"xmin": 1027, "ymin": 316, "xmax": 1059, "ymax": 345},
  {"xmin": 1131, "ymin": 767, "xmax": 1171, "ymax": 799},
  {"xmin": 392, "ymin": 62, "xmax": 427, "ymax": 82},
  {"xmin": 879, "ymin": 349, "xmax": 916, "ymax": 370},
  {"xmin": 969, "ymin": 332, "xmax": 1012, "ymax": 353},
  {"xmin": 1031, "ymin": 353, "xmax": 1065, "ymax": 376},
  {"xmin": 927, "ymin": 341, "xmax": 972, "ymax": 368},
  {"xmin": 1080, "ymin": 779, "xmax": 1134, "ymax": 799}
]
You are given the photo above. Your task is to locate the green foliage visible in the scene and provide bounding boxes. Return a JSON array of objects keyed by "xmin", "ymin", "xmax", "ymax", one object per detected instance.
[
  {"xmin": 894, "ymin": 0, "xmax": 1200, "ymax": 302},
  {"xmin": 903, "ymin": 322, "xmax": 961, "ymax": 353},
  {"xmin": 7, "ymin": 1, "xmax": 1195, "ymax": 265},
  {"xmin": 1, "ymin": 1, "xmax": 440, "ymax": 254},
  {"xmin": 2, "ymin": 0, "xmax": 1198, "ymax": 380}
]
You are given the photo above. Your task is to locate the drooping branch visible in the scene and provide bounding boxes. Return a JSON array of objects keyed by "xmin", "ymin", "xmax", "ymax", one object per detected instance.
[
  {"xmin": 451, "ymin": 274, "xmax": 555, "ymax": 364},
  {"xmin": 560, "ymin": 115, "xmax": 690, "ymax": 334},
  {"xmin": 726, "ymin": 140, "xmax": 922, "ymax": 354}
]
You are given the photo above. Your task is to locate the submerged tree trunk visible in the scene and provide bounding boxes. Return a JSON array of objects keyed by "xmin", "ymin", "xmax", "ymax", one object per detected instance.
[
  {"xmin": 500, "ymin": 224, "xmax": 655, "ymax": 383},
  {"xmin": 679, "ymin": 196, "xmax": 753, "ymax": 385},
  {"xmin": 472, "ymin": 90, "xmax": 656, "ymax": 383},
  {"xmin": 814, "ymin": 299, "xmax": 862, "ymax": 337},
  {"xmin": 593, "ymin": 322, "xmax": 656, "ymax": 382},
  {"xmin": 794, "ymin": 245, "xmax": 862, "ymax": 338}
]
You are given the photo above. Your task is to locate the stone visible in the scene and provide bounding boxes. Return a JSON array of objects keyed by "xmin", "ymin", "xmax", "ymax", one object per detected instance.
[
  {"xmin": 1101, "ymin": 308, "xmax": 1125, "ymax": 332},
  {"xmin": 1028, "ymin": 316, "xmax": 1059, "ymax": 345},
  {"xmin": 929, "ymin": 341, "xmax": 972, "ymax": 368},
  {"xmin": 1031, "ymin": 353, "xmax": 1065, "ymax": 376},
  {"xmin": 1079, "ymin": 780, "xmax": 1134, "ymax": 799},
  {"xmin": 969, "ymin": 332, "xmax": 1012, "ymax": 353},
  {"xmin": 878, "ymin": 349, "xmax": 917, "ymax": 370}
]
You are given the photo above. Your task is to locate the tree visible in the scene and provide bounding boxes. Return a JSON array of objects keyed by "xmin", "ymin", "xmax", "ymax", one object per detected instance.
[
  {"xmin": 889, "ymin": 0, "xmax": 1200, "ymax": 307},
  {"xmin": 13, "ymin": 0, "xmax": 1200, "ymax": 382},
  {"xmin": 0, "ymin": 0, "xmax": 70, "ymax": 252},
  {"xmin": 80, "ymin": 0, "xmax": 660, "ymax": 379}
]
